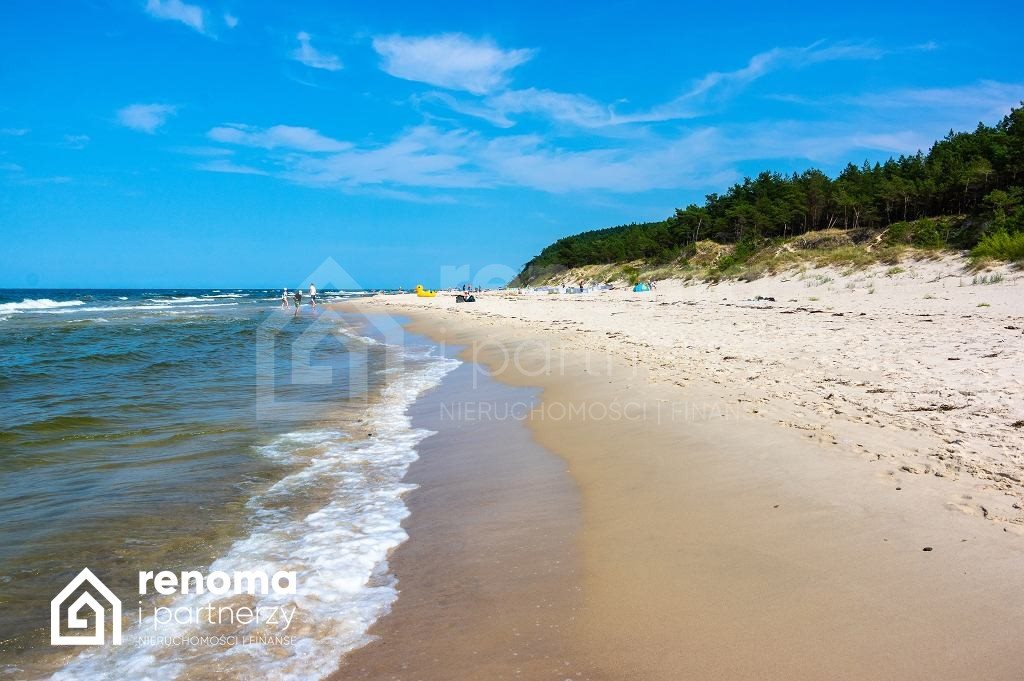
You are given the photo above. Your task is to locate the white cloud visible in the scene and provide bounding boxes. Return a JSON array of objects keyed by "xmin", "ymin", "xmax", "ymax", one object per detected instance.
[
  {"xmin": 425, "ymin": 41, "xmax": 887, "ymax": 129},
  {"xmin": 291, "ymin": 32, "xmax": 342, "ymax": 71},
  {"xmin": 851, "ymin": 81, "xmax": 1024, "ymax": 122},
  {"xmin": 175, "ymin": 145, "xmax": 234, "ymax": 157},
  {"xmin": 617, "ymin": 41, "xmax": 885, "ymax": 124},
  {"xmin": 17, "ymin": 175, "xmax": 73, "ymax": 185},
  {"xmin": 197, "ymin": 159, "xmax": 267, "ymax": 175},
  {"xmin": 198, "ymin": 122, "xmax": 729, "ymax": 193},
  {"xmin": 434, "ymin": 88, "xmax": 613, "ymax": 129},
  {"xmin": 190, "ymin": 45, "xmax": 1020, "ymax": 199},
  {"xmin": 63, "ymin": 134, "xmax": 91, "ymax": 149},
  {"xmin": 476, "ymin": 129, "xmax": 731, "ymax": 192},
  {"xmin": 208, "ymin": 124, "xmax": 351, "ymax": 152},
  {"xmin": 281, "ymin": 126, "xmax": 479, "ymax": 189},
  {"xmin": 717, "ymin": 121, "xmax": 934, "ymax": 163},
  {"xmin": 144, "ymin": 0, "xmax": 206, "ymax": 35},
  {"xmin": 766, "ymin": 80, "xmax": 1024, "ymax": 147},
  {"xmin": 117, "ymin": 103, "xmax": 177, "ymax": 133},
  {"xmin": 224, "ymin": 13, "xmax": 238, "ymax": 29},
  {"xmin": 195, "ymin": 114, "xmax": 967, "ymax": 198},
  {"xmin": 689, "ymin": 42, "xmax": 884, "ymax": 99},
  {"xmin": 373, "ymin": 33, "xmax": 534, "ymax": 94}
]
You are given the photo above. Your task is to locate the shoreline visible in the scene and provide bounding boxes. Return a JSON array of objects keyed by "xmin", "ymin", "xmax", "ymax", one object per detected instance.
[
  {"xmin": 334, "ymin": 259, "xmax": 1024, "ymax": 679},
  {"xmin": 332, "ymin": 348, "xmax": 587, "ymax": 679}
]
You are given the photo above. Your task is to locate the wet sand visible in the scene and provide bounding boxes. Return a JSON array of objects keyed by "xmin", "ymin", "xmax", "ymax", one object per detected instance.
[
  {"xmin": 335, "ymin": 295, "xmax": 1024, "ymax": 680},
  {"xmin": 335, "ymin": 359, "xmax": 588, "ymax": 680}
]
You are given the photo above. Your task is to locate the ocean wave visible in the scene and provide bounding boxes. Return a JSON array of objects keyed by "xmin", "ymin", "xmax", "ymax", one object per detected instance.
[
  {"xmin": 18, "ymin": 414, "xmax": 110, "ymax": 434},
  {"xmin": 145, "ymin": 296, "xmax": 208, "ymax": 304},
  {"xmin": 323, "ymin": 291, "xmax": 375, "ymax": 299},
  {"xmin": 0, "ymin": 298, "xmax": 85, "ymax": 314},
  {"xmin": 37, "ymin": 302, "xmax": 240, "ymax": 315},
  {"xmin": 53, "ymin": 349, "xmax": 460, "ymax": 681},
  {"xmin": 337, "ymin": 325, "xmax": 382, "ymax": 345},
  {"xmin": 255, "ymin": 429, "xmax": 350, "ymax": 464}
]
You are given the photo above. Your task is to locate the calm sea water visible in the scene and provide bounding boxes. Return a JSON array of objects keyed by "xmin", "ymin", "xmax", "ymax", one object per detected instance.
[{"xmin": 0, "ymin": 289, "xmax": 459, "ymax": 679}]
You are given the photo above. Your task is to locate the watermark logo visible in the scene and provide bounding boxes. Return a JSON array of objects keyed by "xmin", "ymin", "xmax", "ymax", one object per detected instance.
[
  {"xmin": 256, "ymin": 257, "xmax": 406, "ymax": 425},
  {"xmin": 50, "ymin": 568, "xmax": 122, "ymax": 646}
]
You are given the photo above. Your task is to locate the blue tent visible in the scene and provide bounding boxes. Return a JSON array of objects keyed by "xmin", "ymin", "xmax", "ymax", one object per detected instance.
[{"xmin": 633, "ymin": 283, "xmax": 651, "ymax": 292}]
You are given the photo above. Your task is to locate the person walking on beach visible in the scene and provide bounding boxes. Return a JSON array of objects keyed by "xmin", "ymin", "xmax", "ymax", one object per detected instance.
[
  {"xmin": 293, "ymin": 289, "xmax": 302, "ymax": 316},
  {"xmin": 281, "ymin": 288, "xmax": 289, "ymax": 309},
  {"xmin": 309, "ymin": 282, "xmax": 317, "ymax": 309}
]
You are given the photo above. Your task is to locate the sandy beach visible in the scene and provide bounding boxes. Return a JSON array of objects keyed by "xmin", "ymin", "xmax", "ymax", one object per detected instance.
[{"xmin": 337, "ymin": 256, "xmax": 1024, "ymax": 679}]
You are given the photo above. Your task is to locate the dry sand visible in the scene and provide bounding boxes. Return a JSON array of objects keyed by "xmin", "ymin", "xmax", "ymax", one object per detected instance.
[{"xmin": 334, "ymin": 256, "xmax": 1024, "ymax": 680}]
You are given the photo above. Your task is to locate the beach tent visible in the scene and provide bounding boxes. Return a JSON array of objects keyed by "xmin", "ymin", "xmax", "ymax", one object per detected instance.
[{"xmin": 633, "ymin": 283, "xmax": 651, "ymax": 292}]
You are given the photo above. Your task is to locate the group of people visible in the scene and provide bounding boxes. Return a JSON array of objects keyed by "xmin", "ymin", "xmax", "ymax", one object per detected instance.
[{"xmin": 281, "ymin": 283, "xmax": 318, "ymax": 315}]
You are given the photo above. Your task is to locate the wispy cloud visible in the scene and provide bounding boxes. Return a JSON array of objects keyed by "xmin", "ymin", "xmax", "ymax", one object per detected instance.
[
  {"xmin": 851, "ymin": 80, "xmax": 1024, "ymax": 121},
  {"xmin": 144, "ymin": 0, "xmax": 206, "ymax": 35},
  {"xmin": 201, "ymin": 122, "xmax": 729, "ymax": 193},
  {"xmin": 175, "ymin": 145, "xmax": 235, "ymax": 157},
  {"xmin": 223, "ymin": 13, "xmax": 238, "ymax": 29},
  {"xmin": 426, "ymin": 88, "xmax": 613, "ymax": 129},
  {"xmin": 373, "ymin": 33, "xmax": 534, "ymax": 94},
  {"xmin": 717, "ymin": 121, "xmax": 934, "ymax": 163},
  {"xmin": 62, "ymin": 134, "xmax": 90, "ymax": 149},
  {"xmin": 117, "ymin": 103, "xmax": 177, "ymax": 133},
  {"xmin": 279, "ymin": 126, "xmax": 479, "ymax": 189},
  {"xmin": 769, "ymin": 80, "xmax": 1024, "ymax": 137},
  {"xmin": 425, "ymin": 41, "xmax": 887, "ymax": 129},
  {"xmin": 689, "ymin": 42, "xmax": 884, "ymax": 98},
  {"xmin": 292, "ymin": 32, "xmax": 342, "ymax": 71},
  {"xmin": 0, "ymin": 128, "xmax": 29, "ymax": 136},
  {"xmin": 16, "ymin": 175, "xmax": 73, "ymax": 186},
  {"xmin": 205, "ymin": 124, "xmax": 477, "ymax": 189},
  {"xmin": 611, "ymin": 41, "xmax": 886, "ymax": 124},
  {"xmin": 190, "ymin": 41, "xmax": 1020, "ymax": 201},
  {"xmin": 197, "ymin": 159, "xmax": 267, "ymax": 175},
  {"xmin": 207, "ymin": 124, "xmax": 351, "ymax": 152},
  {"xmin": 199, "ymin": 111, "xmax": 982, "ymax": 198}
]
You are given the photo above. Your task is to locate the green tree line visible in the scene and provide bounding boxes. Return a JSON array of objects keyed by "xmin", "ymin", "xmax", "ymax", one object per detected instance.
[{"xmin": 517, "ymin": 104, "xmax": 1024, "ymax": 282}]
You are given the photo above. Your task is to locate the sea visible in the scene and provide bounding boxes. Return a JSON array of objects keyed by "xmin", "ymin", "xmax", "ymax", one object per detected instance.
[{"xmin": 0, "ymin": 289, "xmax": 460, "ymax": 679}]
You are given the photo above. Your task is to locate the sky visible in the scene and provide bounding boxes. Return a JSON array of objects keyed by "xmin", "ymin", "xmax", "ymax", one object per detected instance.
[{"xmin": 1, "ymin": 0, "xmax": 1023, "ymax": 289}]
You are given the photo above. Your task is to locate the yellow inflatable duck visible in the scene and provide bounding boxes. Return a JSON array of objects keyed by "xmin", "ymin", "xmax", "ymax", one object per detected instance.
[{"xmin": 414, "ymin": 284, "xmax": 436, "ymax": 298}]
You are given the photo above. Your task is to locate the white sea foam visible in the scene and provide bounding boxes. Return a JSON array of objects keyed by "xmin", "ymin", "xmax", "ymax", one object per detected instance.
[
  {"xmin": 323, "ymin": 291, "xmax": 374, "ymax": 299},
  {"xmin": 255, "ymin": 429, "xmax": 350, "ymax": 464},
  {"xmin": 0, "ymin": 299, "xmax": 84, "ymax": 314},
  {"xmin": 162, "ymin": 304, "xmax": 241, "ymax": 313},
  {"xmin": 337, "ymin": 325, "xmax": 382, "ymax": 345},
  {"xmin": 145, "ymin": 296, "xmax": 207, "ymax": 304},
  {"xmin": 40, "ymin": 302, "xmax": 240, "ymax": 315},
  {"xmin": 53, "ymin": 347, "xmax": 460, "ymax": 681}
]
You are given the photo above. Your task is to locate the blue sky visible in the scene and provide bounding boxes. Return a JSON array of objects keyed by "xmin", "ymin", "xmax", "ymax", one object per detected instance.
[{"xmin": 1, "ymin": 0, "xmax": 1023, "ymax": 288}]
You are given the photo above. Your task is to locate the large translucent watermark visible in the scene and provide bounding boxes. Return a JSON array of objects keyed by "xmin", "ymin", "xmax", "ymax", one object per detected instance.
[{"xmin": 255, "ymin": 258, "xmax": 406, "ymax": 426}]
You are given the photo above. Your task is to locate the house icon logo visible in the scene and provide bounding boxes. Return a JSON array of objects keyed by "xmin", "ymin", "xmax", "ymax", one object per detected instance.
[{"xmin": 50, "ymin": 568, "xmax": 122, "ymax": 646}]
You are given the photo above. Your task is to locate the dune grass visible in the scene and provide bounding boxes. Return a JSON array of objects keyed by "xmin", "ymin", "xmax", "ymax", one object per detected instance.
[{"xmin": 971, "ymin": 230, "xmax": 1024, "ymax": 264}]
